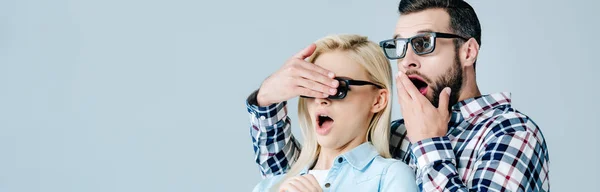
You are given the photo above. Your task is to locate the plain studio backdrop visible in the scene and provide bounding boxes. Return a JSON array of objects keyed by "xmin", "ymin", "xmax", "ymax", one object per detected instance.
[{"xmin": 0, "ymin": 0, "xmax": 597, "ymax": 191}]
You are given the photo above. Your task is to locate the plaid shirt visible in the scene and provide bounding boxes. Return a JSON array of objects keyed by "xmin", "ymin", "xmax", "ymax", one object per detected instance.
[{"xmin": 247, "ymin": 91, "xmax": 550, "ymax": 192}]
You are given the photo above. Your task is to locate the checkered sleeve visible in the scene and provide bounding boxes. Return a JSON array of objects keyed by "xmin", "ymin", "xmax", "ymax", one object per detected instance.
[
  {"xmin": 410, "ymin": 116, "xmax": 549, "ymax": 192},
  {"xmin": 246, "ymin": 90, "xmax": 301, "ymax": 178},
  {"xmin": 412, "ymin": 115, "xmax": 549, "ymax": 191}
]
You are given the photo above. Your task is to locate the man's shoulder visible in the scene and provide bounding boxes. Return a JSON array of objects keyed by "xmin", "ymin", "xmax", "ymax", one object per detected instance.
[
  {"xmin": 390, "ymin": 118, "xmax": 407, "ymax": 141},
  {"xmin": 390, "ymin": 119, "xmax": 405, "ymax": 132},
  {"xmin": 388, "ymin": 118, "xmax": 410, "ymax": 160},
  {"xmin": 478, "ymin": 106, "xmax": 544, "ymax": 141}
]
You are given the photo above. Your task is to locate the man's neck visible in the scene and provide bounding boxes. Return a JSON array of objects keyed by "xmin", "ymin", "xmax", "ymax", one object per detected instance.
[
  {"xmin": 458, "ymin": 67, "xmax": 481, "ymax": 102},
  {"xmin": 312, "ymin": 138, "xmax": 366, "ymax": 170}
]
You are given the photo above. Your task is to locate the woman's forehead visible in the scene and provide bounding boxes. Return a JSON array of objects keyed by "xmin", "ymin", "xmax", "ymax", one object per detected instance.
[{"xmin": 313, "ymin": 51, "xmax": 369, "ymax": 80}]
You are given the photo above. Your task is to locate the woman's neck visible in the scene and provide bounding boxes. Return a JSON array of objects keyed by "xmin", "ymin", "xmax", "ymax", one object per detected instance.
[{"xmin": 312, "ymin": 136, "xmax": 367, "ymax": 170}]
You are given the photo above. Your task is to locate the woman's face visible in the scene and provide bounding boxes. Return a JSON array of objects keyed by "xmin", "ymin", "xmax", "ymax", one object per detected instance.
[{"xmin": 306, "ymin": 50, "xmax": 384, "ymax": 150}]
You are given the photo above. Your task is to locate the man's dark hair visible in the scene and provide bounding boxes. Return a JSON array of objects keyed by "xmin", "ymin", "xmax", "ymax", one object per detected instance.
[{"xmin": 398, "ymin": 0, "xmax": 482, "ymax": 49}]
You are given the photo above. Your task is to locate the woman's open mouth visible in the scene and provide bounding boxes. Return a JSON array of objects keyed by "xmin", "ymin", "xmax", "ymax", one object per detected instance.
[{"xmin": 315, "ymin": 112, "xmax": 334, "ymax": 135}]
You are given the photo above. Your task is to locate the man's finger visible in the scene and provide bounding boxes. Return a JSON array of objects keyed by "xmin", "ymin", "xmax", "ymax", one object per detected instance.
[
  {"xmin": 295, "ymin": 77, "xmax": 336, "ymax": 96},
  {"xmin": 293, "ymin": 43, "xmax": 317, "ymax": 60},
  {"xmin": 438, "ymin": 87, "xmax": 451, "ymax": 115},
  {"xmin": 300, "ymin": 60, "xmax": 336, "ymax": 80},
  {"xmin": 296, "ymin": 66, "xmax": 338, "ymax": 89},
  {"xmin": 398, "ymin": 73, "xmax": 422, "ymax": 101},
  {"xmin": 295, "ymin": 87, "xmax": 329, "ymax": 98},
  {"xmin": 396, "ymin": 73, "xmax": 412, "ymax": 104}
]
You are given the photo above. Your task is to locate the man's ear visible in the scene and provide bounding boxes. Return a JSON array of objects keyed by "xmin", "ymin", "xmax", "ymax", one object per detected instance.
[
  {"xmin": 371, "ymin": 89, "xmax": 389, "ymax": 113},
  {"xmin": 460, "ymin": 38, "xmax": 480, "ymax": 68}
]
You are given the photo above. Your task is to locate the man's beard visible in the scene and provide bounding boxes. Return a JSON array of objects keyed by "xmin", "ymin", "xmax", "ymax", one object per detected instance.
[
  {"xmin": 405, "ymin": 53, "xmax": 463, "ymax": 111},
  {"xmin": 430, "ymin": 53, "xmax": 463, "ymax": 110}
]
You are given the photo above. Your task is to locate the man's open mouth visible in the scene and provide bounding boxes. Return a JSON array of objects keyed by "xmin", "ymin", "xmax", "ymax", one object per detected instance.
[{"xmin": 408, "ymin": 75, "xmax": 429, "ymax": 95}]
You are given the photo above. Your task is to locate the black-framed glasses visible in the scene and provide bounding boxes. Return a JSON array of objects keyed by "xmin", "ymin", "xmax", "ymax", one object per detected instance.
[
  {"xmin": 301, "ymin": 77, "xmax": 383, "ymax": 100},
  {"xmin": 379, "ymin": 32, "xmax": 468, "ymax": 59}
]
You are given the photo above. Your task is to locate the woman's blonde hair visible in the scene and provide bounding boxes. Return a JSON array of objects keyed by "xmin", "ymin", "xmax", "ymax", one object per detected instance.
[{"xmin": 273, "ymin": 34, "xmax": 393, "ymax": 190}]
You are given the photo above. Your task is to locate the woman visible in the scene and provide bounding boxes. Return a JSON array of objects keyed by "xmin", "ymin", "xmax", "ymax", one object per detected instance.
[{"xmin": 253, "ymin": 34, "xmax": 417, "ymax": 192}]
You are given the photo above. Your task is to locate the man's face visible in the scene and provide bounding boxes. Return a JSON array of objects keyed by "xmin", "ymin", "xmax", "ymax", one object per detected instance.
[{"xmin": 394, "ymin": 8, "xmax": 463, "ymax": 108}]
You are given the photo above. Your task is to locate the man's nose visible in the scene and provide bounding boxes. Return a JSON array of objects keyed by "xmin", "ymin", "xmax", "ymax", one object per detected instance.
[{"xmin": 398, "ymin": 46, "xmax": 421, "ymax": 71}]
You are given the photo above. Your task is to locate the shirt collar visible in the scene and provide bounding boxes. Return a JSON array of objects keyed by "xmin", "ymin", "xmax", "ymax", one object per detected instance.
[
  {"xmin": 450, "ymin": 92, "xmax": 512, "ymax": 123},
  {"xmin": 341, "ymin": 142, "xmax": 379, "ymax": 170},
  {"xmin": 299, "ymin": 142, "xmax": 379, "ymax": 174}
]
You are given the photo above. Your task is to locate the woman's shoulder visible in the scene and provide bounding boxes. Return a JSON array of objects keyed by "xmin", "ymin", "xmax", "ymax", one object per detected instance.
[
  {"xmin": 371, "ymin": 156, "xmax": 411, "ymax": 172},
  {"xmin": 381, "ymin": 159, "xmax": 414, "ymax": 178},
  {"xmin": 371, "ymin": 157, "xmax": 418, "ymax": 192},
  {"xmin": 252, "ymin": 174, "xmax": 286, "ymax": 192}
]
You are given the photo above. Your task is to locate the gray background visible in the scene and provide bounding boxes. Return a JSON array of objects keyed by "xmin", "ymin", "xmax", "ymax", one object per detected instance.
[{"xmin": 0, "ymin": 0, "xmax": 597, "ymax": 191}]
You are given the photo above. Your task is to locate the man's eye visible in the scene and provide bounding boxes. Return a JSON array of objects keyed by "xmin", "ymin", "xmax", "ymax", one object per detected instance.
[{"xmin": 413, "ymin": 40, "xmax": 423, "ymax": 47}]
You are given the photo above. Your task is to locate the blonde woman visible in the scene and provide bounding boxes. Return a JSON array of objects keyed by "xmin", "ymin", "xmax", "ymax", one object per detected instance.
[{"xmin": 251, "ymin": 34, "xmax": 417, "ymax": 192}]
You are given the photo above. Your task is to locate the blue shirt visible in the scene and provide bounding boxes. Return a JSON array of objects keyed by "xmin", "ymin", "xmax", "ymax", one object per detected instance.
[{"xmin": 252, "ymin": 142, "xmax": 418, "ymax": 192}]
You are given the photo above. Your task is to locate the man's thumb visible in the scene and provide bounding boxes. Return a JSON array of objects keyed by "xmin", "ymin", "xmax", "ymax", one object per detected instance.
[
  {"xmin": 438, "ymin": 87, "xmax": 451, "ymax": 113},
  {"xmin": 293, "ymin": 43, "xmax": 317, "ymax": 59}
]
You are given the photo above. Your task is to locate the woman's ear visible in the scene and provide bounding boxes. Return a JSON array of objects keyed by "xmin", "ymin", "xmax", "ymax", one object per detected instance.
[{"xmin": 371, "ymin": 89, "xmax": 389, "ymax": 113}]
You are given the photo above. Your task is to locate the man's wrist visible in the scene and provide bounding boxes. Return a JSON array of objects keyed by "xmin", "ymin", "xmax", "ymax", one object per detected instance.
[
  {"xmin": 256, "ymin": 90, "xmax": 271, "ymax": 107},
  {"xmin": 247, "ymin": 89, "xmax": 261, "ymax": 106},
  {"xmin": 247, "ymin": 89, "xmax": 281, "ymax": 110}
]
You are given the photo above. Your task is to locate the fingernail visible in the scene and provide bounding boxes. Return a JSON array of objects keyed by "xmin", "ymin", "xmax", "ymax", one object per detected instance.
[
  {"xmin": 329, "ymin": 88, "xmax": 337, "ymax": 94},
  {"xmin": 332, "ymin": 80, "xmax": 338, "ymax": 87},
  {"xmin": 328, "ymin": 72, "xmax": 335, "ymax": 78},
  {"xmin": 446, "ymin": 88, "xmax": 451, "ymax": 95},
  {"xmin": 322, "ymin": 93, "xmax": 329, "ymax": 98}
]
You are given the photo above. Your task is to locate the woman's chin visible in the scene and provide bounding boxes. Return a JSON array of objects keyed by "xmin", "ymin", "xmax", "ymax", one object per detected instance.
[{"xmin": 316, "ymin": 137, "xmax": 340, "ymax": 149}]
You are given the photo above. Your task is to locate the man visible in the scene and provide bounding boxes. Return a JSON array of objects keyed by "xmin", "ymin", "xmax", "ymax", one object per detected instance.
[{"xmin": 246, "ymin": 0, "xmax": 550, "ymax": 191}]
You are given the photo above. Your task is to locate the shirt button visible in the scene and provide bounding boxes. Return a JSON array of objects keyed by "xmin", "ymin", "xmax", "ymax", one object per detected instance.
[
  {"xmin": 337, "ymin": 157, "xmax": 343, "ymax": 163},
  {"xmin": 325, "ymin": 183, "xmax": 331, "ymax": 188},
  {"xmin": 260, "ymin": 116, "xmax": 266, "ymax": 120}
]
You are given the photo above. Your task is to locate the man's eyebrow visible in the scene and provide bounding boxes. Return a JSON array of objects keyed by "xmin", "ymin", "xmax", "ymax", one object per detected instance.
[{"xmin": 393, "ymin": 29, "xmax": 435, "ymax": 39}]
